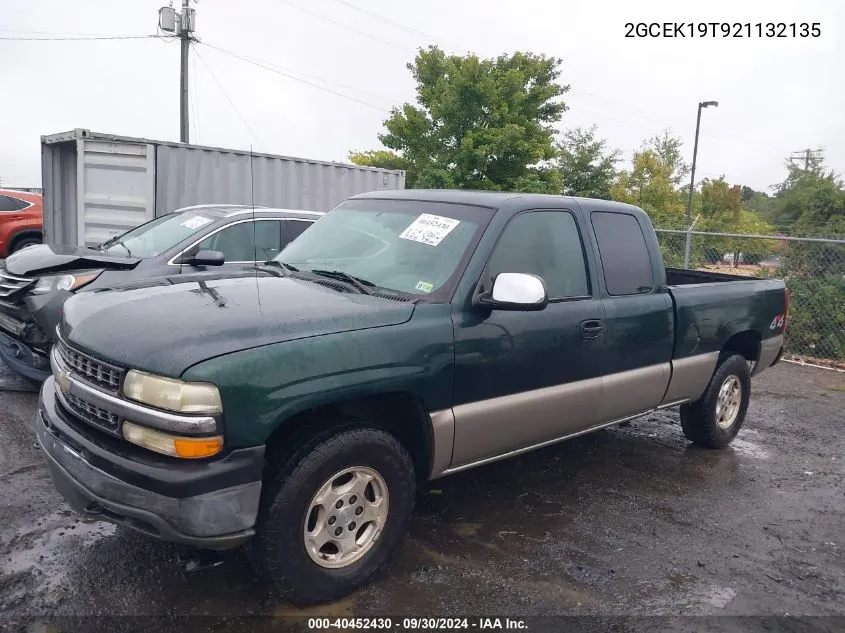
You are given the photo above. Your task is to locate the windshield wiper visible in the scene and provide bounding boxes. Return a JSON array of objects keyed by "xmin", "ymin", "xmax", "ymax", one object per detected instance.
[
  {"xmin": 114, "ymin": 240, "xmax": 132, "ymax": 257},
  {"xmin": 263, "ymin": 260, "xmax": 298, "ymax": 273},
  {"xmin": 309, "ymin": 269, "xmax": 376, "ymax": 295}
]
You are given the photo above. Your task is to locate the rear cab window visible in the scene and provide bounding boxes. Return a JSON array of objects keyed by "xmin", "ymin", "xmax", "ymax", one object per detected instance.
[{"xmin": 590, "ymin": 211, "xmax": 654, "ymax": 295}]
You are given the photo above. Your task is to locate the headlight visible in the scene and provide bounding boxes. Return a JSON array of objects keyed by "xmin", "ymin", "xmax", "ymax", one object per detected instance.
[
  {"xmin": 32, "ymin": 271, "xmax": 102, "ymax": 294},
  {"xmin": 122, "ymin": 421, "xmax": 223, "ymax": 458},
  {"xmin": 123, "ymin": 369, "xmax": 223, "ymax": 414}
]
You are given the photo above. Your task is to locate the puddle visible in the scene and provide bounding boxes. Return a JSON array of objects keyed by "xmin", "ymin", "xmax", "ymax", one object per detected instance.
[
  {"xmin": 4, "ymin": 521, "xmax": 116, "ymax": 592},
  {"xmin": 451, "ymin": 522, "xmax": 482, "ymax": 538},
  {"xmin": 730, "ymin": 438, "xmax": 770, "ymax": 459},
  {"xmin": 275, "ymin": 594, "xmax": 356, "ymax": 618},
  {"xmin": 700, "ymin": 586, "xmax": 737, "ymax": 608}
]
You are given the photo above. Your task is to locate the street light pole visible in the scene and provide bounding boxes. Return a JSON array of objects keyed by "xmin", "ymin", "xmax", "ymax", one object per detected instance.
[{"xmin": 683, "ymin": 100, "xmax": 718, "ymax": 268}]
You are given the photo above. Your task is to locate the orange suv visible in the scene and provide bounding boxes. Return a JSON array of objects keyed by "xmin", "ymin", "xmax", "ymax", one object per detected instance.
[{"xmin": 0, "ymin": 189, "xmax": 43, "ymax": 257}]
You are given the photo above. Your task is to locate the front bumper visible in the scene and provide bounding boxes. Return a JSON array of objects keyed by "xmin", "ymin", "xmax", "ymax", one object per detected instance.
[
  {"xmin": 0, "ymin": 290, "xmax": 67, "ymax": 382},
  {"xmin": 0, "ymin": 330, "xmax": 50, "ymax": 382},
  {"xmin": 36, "ymin": 377, "xmax": 264, "ymax": 549}
]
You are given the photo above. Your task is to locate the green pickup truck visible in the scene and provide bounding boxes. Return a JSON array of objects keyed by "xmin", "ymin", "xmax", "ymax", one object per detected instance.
[{"xmin": 36, "ymin": 190, "xmax": 787, "ymax": 603}]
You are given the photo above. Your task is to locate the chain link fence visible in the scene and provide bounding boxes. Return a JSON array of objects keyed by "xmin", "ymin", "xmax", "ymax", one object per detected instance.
[{"xmin": 655, "ymin": 229, "xmax": 845, "ymax": 368}]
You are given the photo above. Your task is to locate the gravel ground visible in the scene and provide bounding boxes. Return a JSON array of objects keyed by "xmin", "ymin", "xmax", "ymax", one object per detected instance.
[{"xmin": 0, "ymin": 362, "xmax": 843, "ymax": 632}]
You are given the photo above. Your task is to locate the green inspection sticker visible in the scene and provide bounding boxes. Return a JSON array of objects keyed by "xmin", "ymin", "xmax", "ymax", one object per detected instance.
[{"xmin": 415, "ymin": 281, "xmax": 434, "ymax": 293}]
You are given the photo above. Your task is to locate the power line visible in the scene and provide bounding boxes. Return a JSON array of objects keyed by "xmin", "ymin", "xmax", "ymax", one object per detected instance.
[
  {"xmin": 0, "ymin": 27, "xmax": 142, "ymax": 36},
  {"xmin": 193, "ymin": 47, "xmax": 259, "ymax": 143},
  {"xmin": 568, "ymin": 90, "xmax": 783, "ymax": 151},
  {"xmin": 275, "ymin": 0, "xmax": 416, "ymax": 53},
  {"xmin": 200, "ymin": 42, "xmax": 391, "ymax": 113},
  {"xmin": 328, "ymin": 0, "xmax": 460, "ymax": 49},
  {"xmin": 202, "ymin": 42, "xmax": 399, "ymax": 105},
  {"xmin": 0, "ymin": 34, "xmax": 159, "ymax": 41}
]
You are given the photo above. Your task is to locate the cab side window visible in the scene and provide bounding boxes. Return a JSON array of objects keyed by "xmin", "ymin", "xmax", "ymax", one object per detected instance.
[
  {"xmin": 590, "ymin": 212, "xmax": 654, "ymax": 295},
  {"xmin": 488, "ymin": 211, "xmax": 589, "ymax": 299}
]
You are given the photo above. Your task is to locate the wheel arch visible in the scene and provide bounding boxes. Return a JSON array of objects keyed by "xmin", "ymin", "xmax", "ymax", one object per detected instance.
[
  {"xmin": 9, "ymin": 229, "xmax": 43, "ymax": 252},
  {"xmin": 263, "ymin": 391, "xmax": 439, "ymax": 485},
  {"xmin": 720, "ymin": 330, "xmax": 762, "ymax": 363}
]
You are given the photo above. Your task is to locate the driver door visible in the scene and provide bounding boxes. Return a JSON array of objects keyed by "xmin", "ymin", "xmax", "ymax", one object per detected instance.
[{"xmin": 450, "ymin": 209, "xmax": 606, "ymax": 468}]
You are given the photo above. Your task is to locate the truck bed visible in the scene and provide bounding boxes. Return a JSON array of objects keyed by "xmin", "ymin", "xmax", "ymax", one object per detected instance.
[
  {"xmin": 665, "ymin": 266, "xmax": 787, "ymax": 368},
  {"xmin": 665, "ymin": 267, "xmax": 756, "ymax": 286}
]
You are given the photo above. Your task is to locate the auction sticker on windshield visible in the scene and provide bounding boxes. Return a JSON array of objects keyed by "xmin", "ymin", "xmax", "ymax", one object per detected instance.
[
  {"xmin": 180, "ymin": 216, "xmax": 213, "ymax": 230},
  {"xmin": 399, "ymin": 214, "xmax": 460, "ymax": 246}
]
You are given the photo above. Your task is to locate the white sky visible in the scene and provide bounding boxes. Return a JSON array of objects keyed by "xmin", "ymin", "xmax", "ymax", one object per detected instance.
[{"xmin": 0, "ymin": 0, "xmax": 842, "ymax": 192}]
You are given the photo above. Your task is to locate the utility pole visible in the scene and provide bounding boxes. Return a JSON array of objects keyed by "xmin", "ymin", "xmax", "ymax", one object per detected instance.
[
  {"xmin": 683, "ymin": 100, "xmax": 718, "ymax": 268},
  {"xmin": 789, "ymin": 149, "xmax": 823, "ymax": 173},
  {"xmin": 159, "ymin": 1, "xmax": 196, "ymax": 143}
]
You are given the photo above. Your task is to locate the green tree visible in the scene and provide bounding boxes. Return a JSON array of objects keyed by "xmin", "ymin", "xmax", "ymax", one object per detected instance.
[
  {"xmin": 556, "ymin": 125, "xmax": 621, "ymax": 199},
  {"xmin": 358, "ymin": 46, "xmax": 568, "ymax": 193},
  {"xmin": 642, "ymin": 130, "xmax": 690, "ymax": 188},
  {"xmin": 770, "ymin": 152, "xmax": 844, "ymax": 234},
  {"xmin": 697, "ymin": 177, "xmax": 775, "ymax": 266},
  {"xmin": 610, "ymin": 149, "xmax": 685, "ymax": 228},
  {"xmin": 741, "ymin": 188, "xmax": 777, "ymax": 221},
  {"xmin": 347, "ymin": 149, "xmax": 417, "ymax": 187}
]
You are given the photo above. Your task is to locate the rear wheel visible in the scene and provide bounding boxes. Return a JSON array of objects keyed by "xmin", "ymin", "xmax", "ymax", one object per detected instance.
[
  {"xmin": 680, "ymin": 354, "xmax": 751, "ymax": 448},
  {"xmin": 253, "ymin": 426, "xmax": 415, "ymax": 604}
]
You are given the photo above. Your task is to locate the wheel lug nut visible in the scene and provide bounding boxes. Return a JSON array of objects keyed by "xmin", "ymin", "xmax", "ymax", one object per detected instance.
[
  {"xmin": 349, "ymin": 495, "xmax": 357, "ymax": 504},
  {"xmin": 335, "ymin": 500, "xmax": 343, "ymax": 509},
  {"xmin": 355, "ymin": 506, "xmax": 363, "ymax": 516},
  {"xmin": 335, "ymin": 527, "xmax": 343, "ymax": 537},
  {"xmin": 349, "ymin": 522, "xmax": 356, "ymax": 531},
  {"xmin": 328, "ymin": 516, "xmax": 336, "ymax": 526}
]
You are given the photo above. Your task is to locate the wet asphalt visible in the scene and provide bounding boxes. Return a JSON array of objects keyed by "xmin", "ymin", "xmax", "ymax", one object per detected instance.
[{"xmin": 0, "ymin": 362, "xmax": 843, "ymax": 632}]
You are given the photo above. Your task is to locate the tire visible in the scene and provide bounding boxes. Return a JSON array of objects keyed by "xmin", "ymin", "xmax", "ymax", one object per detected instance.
[
  {"xmin": 10, "ymin": 236, "xmax": 41, "ymax": 253},
  {"xmin": 680, "ymin": 354, "xmax": 751, "ymax": 449},
  {"xmin": 253, "ymin": 425, "xmax": 416, "ymax": 604}
]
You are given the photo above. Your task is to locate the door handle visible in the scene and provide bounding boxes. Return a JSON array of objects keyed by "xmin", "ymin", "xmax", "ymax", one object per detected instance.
[{"xmin": 580, "ymin": 319, "xmax": 605, "ymax": 339}]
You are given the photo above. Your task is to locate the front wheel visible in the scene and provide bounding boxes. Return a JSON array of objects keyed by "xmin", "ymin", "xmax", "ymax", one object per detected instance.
[
  {"xmin": 680, "ymin": 354, "xmax": 751, "ymax": 449},
  {"xmin": 10, "ymin": 237, "xmax": 41, "ymax": 253},
  {"xmin": 253, "ymin": 426, "xmax": 416, "ymax": 604}
]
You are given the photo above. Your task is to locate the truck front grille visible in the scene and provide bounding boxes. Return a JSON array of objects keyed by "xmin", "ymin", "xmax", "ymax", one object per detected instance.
[
  {"xmin": 56, "ymin": 337, "xmax": 124, "ymax": 393},
  {"xmin": 0, "ymin": 268, "xmax": 34, "ymax": 298},
  {"xmin": 62, "ymin": 392, "xmax": 122, "ymax": 434}
]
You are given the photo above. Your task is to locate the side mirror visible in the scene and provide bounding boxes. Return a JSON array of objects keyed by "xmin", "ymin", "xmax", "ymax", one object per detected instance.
[
  {"xmin": 477, "ymin": 272, "xmax": 548, "ymax": 311},
  {"xmin": 187, "ymin": 250, "xmax": 225, "ymax": 267}
]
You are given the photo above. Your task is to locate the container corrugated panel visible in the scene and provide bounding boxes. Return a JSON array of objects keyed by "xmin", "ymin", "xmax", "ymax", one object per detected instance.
[
  {"xmin": 154, "ymin": 144, "xmax": 405, "ymax": 216},
  {"xmin": 41, "ymin": 130, "xmax": 405, "ymax": 246},
  {"xmin": 79, "ymin": 139, "xmax": 155, "ymax": 246},
  {"xmin": 41, "ymin": 131, "xmax": 156, "ymax": 247},
  {"xmin": 41, "ymin": 139, "xmax": 79, "ymax": 245}
]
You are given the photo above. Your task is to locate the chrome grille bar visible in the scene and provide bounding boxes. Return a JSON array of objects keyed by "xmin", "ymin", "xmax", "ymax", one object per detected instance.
[{"xmin": 55, "ymin": 334, "xmax": 125, "ymax": 393}]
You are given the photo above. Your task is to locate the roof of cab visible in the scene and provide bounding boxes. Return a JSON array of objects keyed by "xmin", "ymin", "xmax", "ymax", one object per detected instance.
[{"xmin": 350, "ymin": 189, "xmax": 646, "ymax": 214}]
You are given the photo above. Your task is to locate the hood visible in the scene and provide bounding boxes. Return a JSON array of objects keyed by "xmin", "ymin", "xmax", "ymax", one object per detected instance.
[
  {"xmin": 61, "ymin": 276, "xmax": 415, "ymax": 377},
  {"xmin": 4, "ymin": 244, "xmax": 141, "ymax": 277}
]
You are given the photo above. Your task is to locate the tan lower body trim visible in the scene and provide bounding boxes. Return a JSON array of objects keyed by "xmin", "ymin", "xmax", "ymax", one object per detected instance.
[
  {"xmin": 753, "ymin": 334, "xmax": 784, "ymax": 376},
  {"xmin": 448, "ymin": 375, "xmax": 603, "ymax": 469},
  {"xmin": 433, "ymin": 404, "xmax": 682, "ymax": 478},
  {"xmin": 661, "ymin": 352, "xmax": 720, "ymax": 404},
  {"xmin": 428, "ymin": 409, "xmax": 455, "ymax": 479}
]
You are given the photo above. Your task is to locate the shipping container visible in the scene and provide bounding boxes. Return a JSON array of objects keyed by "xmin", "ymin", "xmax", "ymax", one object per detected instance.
[{"xmin": 41, "ymin": 129, "xmax": 405, "ymax": 247}]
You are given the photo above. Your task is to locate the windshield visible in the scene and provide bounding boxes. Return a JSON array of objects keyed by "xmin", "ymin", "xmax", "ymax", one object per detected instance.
[
  {"xmin": 275, "ymin": 199, "xmax": 493, "ymax": 297},
  {"xmin": 100, "ymin": 211, "xmax": 220, "ymax": 258}
]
